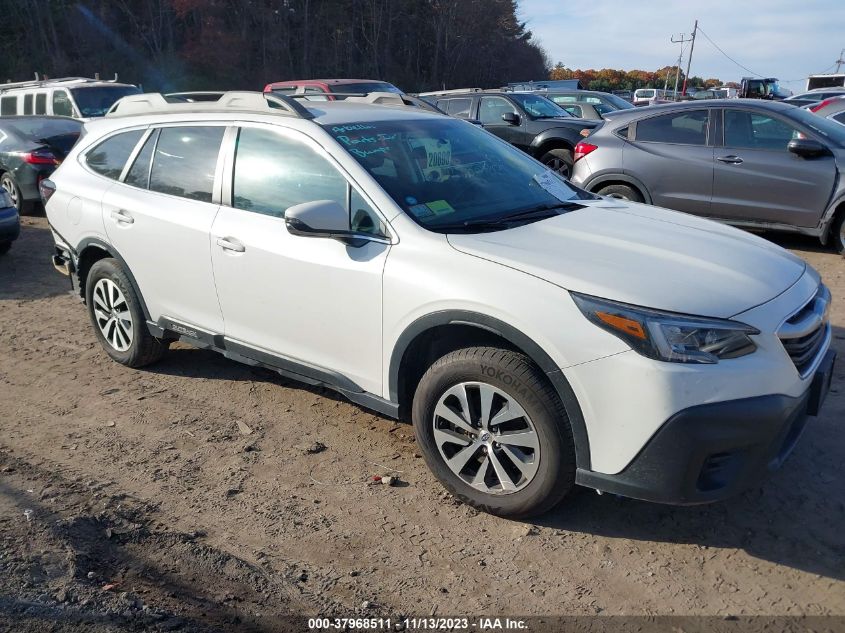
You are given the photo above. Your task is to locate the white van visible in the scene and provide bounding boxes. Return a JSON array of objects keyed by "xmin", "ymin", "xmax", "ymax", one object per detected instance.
[
  {"xmin": 0, "ymin": 77, "xmax": 140, "ymax": 120},
  {"xmin": 633, "ymin": 88, "xmax": 674, "ymax": 106}
]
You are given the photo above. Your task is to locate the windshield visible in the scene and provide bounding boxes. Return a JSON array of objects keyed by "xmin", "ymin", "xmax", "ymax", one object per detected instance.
[
  {"xmin": 635, "ymin": 90, "xmax": 655, "ymax": 98},
  {"xmin": 508, "ymin": 93, "xmax": 571, "ymax": 118},
  {"xmin": 71, "ymin": 86, "xmax": 141, "ymax": 117},
  {"xmin": 330, "ymin": 82, "xmax": 402, "ymax": 96},
  {"xmin": 788, "ymin": 105, "xmax": 845, "ymax": 147},
  {"xmin": 323, "ymin": 118, "xmax": 593, "ymax": 232},
  {"xmin": 3, "ymin": 118, "xmax": 82, "ymax": 153},
  {"xmin": 603, "ymin": 93, "xmax": 636, "ymax": 109}
]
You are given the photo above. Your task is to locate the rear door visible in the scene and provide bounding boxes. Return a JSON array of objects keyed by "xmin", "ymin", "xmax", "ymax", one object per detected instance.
[
  {"xmin": 101, "ymin": 124, "xmax": 227, "ymax": 332},
  {"xmin": 626, "ymin": 108, "xmax": 714, "ymax": 215},
  {"xmin": 710, "ymin": 107, "xmax": 837, "ymax": 226}
]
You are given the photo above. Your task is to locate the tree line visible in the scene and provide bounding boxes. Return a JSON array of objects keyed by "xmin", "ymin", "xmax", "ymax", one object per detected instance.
[
  {"xmin": 550, "ymin": 64, "xmax": 734, "ymax": 93},
  {"xmin": 0, "ymin": 0, "xmax": 549, "ymax": 93}
]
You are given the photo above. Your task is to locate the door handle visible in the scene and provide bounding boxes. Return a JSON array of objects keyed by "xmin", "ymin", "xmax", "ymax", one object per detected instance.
[
  {"xmin": 110, "ymin": 209, "xmax": 134, "ymax": 224},
  {"xmin": 216, "ymin": 237, "xmax": 245, "ymax": 253},
  {"xmin": 716, "ymin": 155, "xmax": 743, "ymax": 164}
]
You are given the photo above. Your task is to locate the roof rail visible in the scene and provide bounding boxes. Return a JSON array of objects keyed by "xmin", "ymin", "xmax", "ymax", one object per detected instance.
[
  {"xmin": 0, "ymin": 76, "xmax": 124, "ymax": 92},
  {"xmin": 106, "ymin": 91, "xmax": 315, "ymax": 119},
  {"xmin": 417, "ymin": 88, "xmax": 483, "ymax": 97}
]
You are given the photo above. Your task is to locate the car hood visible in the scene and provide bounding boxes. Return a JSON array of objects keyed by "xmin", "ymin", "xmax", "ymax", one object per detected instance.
[{"xmin": 447, "ymin": 200, "xmax": 807, "ymax": 318}]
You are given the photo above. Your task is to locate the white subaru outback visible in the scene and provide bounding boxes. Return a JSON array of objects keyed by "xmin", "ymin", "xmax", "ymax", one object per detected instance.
[{"xmin": 44, "ymin": 92, "xmax": 835, "ymax": 518}]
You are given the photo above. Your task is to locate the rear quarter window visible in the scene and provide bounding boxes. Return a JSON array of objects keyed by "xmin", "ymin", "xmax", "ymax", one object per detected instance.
[
  {"xmin": 85, "ymin": 129, "xmax": 145, "ymax": 180},
  {"xmin": 0, "ymin": 96, "xmax": 16, "ymax": 115}
]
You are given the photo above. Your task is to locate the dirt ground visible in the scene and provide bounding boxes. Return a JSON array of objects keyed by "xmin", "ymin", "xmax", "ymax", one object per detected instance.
[{"xmin": 1, "ymin": 216, "xmax": 844, "ymax": 632}]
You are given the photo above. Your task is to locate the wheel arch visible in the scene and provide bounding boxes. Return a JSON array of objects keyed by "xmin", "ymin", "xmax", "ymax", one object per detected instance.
[
  {"xmin": 389, "ymin": 310, "xmax": 591, "ymax": 468},
  {"xmin": 819, "ymin": 195, "xmax": 845, "ymax": 246},
  {"xmin": 76, "ymin": 238, "xmax": 151, "ymax": 321}
]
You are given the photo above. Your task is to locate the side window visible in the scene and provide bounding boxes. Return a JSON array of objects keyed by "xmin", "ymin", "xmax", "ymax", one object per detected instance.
[
  {"xmin": 478, "ymin": 96, "xmax": 517, "ymax": 125},
  {"xmin": 579, "ymin": 96, "xmax": 603, "ymax": 104},
  {"xmin": 124, "ymin": 130, "xmax": 158, "ymax": 188},
  {"xmin": 23, "ymin": 94, "xmax": 33, "ymax": 115},
  {"xmin": 35, "ymin": 93, "xmax": 47, "ymax": 115},
  {"xmin": 232, "ymin": 127, "xmax": 384, "ymax": 235},
  {"xmin": 832, "ymin": 112, "xmax": 845, "ymax": 124},
  {"xmin": 443, "ymin": 98, "xmax": 472, "ymax": 119},
  {"xmin": 561, "ymin": 105, "xmax": 582, "ymax": 117},
  {"xmin": 635, "ymin": 110, "xmax": 708, "ymax": 145},
  {"xmin": 303, "ymin": 86, "xmax": 330, "ymax": 101},
  {"xmin": 724, "ymin": 110, "xmax": 801, "ymax": 150},
  {"xmin": 52, "ymin": 90, "xmax": 74, "ymax": 117},
  {"xmin": 149, "ymin": 126, "xmax": 225, "ymax": 202},
  {"xmin": 594, "ymin": 103, "xmax": 613, "ymax": 116},
  {"xmin": 551, "ymin": 96, "xmax": 576, "ymax": 103},
  {"xmin": 0, "ymin": 96, "xmax": 16, "ymax": 115},
  {"xmin": 86, "ymin": 129, "xmax": 144, "ymax": 180}
]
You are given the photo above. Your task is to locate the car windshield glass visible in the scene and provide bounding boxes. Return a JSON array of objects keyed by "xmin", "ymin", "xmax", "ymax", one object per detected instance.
[
  {"xmin": 70, "ymin": 86, "xmax": 141, "ymax": 117},
  {"xmin": 329, "ymin": 82, "xmax": 402, "ymax": 95},
  {"xmin": 603, "ymin": 93, "xmax": 636, "ymax": 109},
  {"xmin": 786, "ymin": 105, "xmax": 845, "ymax": 147},
  {"xmin": 508, "ymin": 93, "xmax": 571, "ymax": 118},
  {"xmin": 323, "ymin": 118, "xmax": 593, "ymax": 233},
  {"xmin": 3, "ymin": 118, "xmax": 82, "ymax": 152}
]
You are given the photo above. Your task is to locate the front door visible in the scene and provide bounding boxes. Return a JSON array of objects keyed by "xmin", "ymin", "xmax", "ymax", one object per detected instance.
[
  {"xmin": 478, "ymin": 96, "xmax": 526, "ymax": 149},
  {"xmin": 710, "ymin": 108, "xmax": 837, "ymax": 226},
  {"xmin": 209, "ymin": 124, "xmax": 390, "ymax": 395}
]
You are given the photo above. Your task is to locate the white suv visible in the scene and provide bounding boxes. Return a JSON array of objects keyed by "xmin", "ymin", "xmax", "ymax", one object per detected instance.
[{"xmin": 44, "ymin": 92, "xmax": 835, "ymax": 517}]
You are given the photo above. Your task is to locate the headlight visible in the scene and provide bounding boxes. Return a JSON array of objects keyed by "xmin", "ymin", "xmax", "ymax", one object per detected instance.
[
  {"xmin": 0, "ymin": 188, "xmax": 13, "ymax": 209},
  {"xmin": 571, "ymin": 292, "xmax": 759, "ymax": 364}
]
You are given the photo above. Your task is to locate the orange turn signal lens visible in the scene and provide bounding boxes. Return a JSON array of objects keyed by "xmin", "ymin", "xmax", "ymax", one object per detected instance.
[{"xmin": 595, "ymin": 311, "xmax": 647, "ymax": 340}]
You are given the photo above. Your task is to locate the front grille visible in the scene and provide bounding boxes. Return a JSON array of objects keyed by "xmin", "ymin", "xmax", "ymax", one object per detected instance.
[
  {"xmin": 781, "ymin": 323, "xmax": 828, "ymax": 374},
  {"xmin": 778, "ymin": 285, "xmax": 830, "ymax": 377}
]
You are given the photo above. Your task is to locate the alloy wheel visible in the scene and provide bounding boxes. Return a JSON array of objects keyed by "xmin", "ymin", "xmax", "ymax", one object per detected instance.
[
  {"xmin": 432, "ymin": 381, "xmax": 540, "ymax": 494},
  {"xmin": 92, "ymin": 278, "xmax": 133, "ymax": 352},
  {"xmin": 1, "ymin": 176, "xmax": 18, "ymax": 209},
  {"xmin": 543, "ymin": 156, "xmax": 570, "ymax": 178}
]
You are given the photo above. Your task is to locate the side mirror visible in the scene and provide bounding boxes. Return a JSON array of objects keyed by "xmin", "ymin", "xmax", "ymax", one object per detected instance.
[
  {"xmin": 787, "ymin": 138, "xmax": 830, "ymax": 158},
  {"xmin": 502, "ymin": 111, "xmax": 520, "ymax": 125},
  {"xmin": 285, "ymin": 200, "xmax": 377, "ymax": 247}
]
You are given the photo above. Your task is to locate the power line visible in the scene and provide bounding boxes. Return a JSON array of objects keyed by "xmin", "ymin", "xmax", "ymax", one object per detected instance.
[{"xmin": 696, "ymin": 26, "xmax": 765, "ymax": 78}]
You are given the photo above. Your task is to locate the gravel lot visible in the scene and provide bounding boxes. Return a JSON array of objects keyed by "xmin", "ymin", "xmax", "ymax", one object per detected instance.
[{"xmin": 1, "ymin": 217, "xmax": 844, "ymax": 632}]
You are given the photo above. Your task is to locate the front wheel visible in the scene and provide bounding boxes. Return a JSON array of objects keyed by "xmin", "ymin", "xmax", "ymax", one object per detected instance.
[
  {"xmin": 86, "ymin": 258, "xmax": 169, "ymax": 368},
  {"xmin": 539, "ymin": 149, "xmax": 573, "ymax": 179},
  {"xmin": 412, "ymin": 347, "xmax": 576, "ymax": 518}
]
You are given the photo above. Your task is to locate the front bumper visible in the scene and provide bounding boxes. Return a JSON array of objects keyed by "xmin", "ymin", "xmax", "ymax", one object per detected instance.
[
  {"xmin": 0, "ymin": 206, "xmax": 20, "ymax": 242},
  {"xmin": 575, "ymin": 348, "xmax": 836, "ymax": 504}
]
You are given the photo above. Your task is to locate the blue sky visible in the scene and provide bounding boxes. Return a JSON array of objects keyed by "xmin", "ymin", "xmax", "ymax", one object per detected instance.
[{"xmin": 518, "ymin": 0, "xmax": 845, "ymax": 90}]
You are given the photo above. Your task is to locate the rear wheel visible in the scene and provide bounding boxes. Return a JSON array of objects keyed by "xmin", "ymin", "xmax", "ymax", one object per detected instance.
[
  {"xmin": 0, "ymin": 173, "xmax": 34, "ymax": 215},
  {"xmin": 86, "ymin": 258, "xmax": 169, "ymax": 367},
  {"xmin": 832, "ymin": 211, "xmax": 845, "ymax": 255},
  {"xmin": 539, "ymin": 148, "xmax": 574, "ymax": 179},
  {"xmin": 597, "ymin": 183, "xmax": 644, "ymax": 202},
  {"xmin": 412, "ymin": 347, "xmax": 576, "ymax": 518}
]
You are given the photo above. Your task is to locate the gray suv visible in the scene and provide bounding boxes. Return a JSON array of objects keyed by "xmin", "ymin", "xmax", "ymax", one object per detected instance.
[{"xmin": 570, "ymin": 100, "xmax": 845, "ymax": 252}]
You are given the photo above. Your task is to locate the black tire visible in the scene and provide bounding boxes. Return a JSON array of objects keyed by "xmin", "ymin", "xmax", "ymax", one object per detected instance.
[
  {"xmin": 832, "ymin": 211, "xmax": 845, "ymax": 255},
  {"xmin": 412, "ymin": 347, "xmax": 576, "ymax": 518},
  {"xmin": 85, "ymin": 258, "xmax": 169, "ymax": 368},
  {"xmin": 539, "ymin": 148, "xmax": 574, "ymax": 179},
  {"xmin": 597, "ymin": 183, "xmax": 644, "ymax": 202},
  {"xmin": 0, "ymin": 173, "xmax": 34, "ymax": 215},
  {"xmin": 0, "ymin": 242, "xmax": 10, "ymax": 256}
]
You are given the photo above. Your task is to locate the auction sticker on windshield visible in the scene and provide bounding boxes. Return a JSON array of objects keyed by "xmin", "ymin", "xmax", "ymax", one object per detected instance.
[{"xmin": 534, "ymin": 170, "xmax": 574, "ymax": 202}]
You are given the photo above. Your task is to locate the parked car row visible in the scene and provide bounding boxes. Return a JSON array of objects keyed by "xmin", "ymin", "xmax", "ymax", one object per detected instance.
[{"xmin": 42, "ymin": 89, "xmax": 835, "ymax": 517}]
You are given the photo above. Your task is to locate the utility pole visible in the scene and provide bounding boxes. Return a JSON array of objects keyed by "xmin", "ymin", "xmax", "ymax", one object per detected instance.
[
  {"xmin": 670, "ymin": 32, "xmax": 693, "ymax": 100},
  {"xmin": 681, "ymin": 19, "xmax": 698, "ymax": 96}
]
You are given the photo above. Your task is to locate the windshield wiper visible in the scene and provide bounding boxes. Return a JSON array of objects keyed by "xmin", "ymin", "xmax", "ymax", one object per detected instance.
[{"xmin": 435, "ymin": 202, "xmax": 582, "ymax": 232}]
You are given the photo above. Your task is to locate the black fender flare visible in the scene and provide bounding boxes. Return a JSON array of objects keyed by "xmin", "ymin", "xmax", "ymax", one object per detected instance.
[
  {"xmin": 529, "ymin": 128, "xmax": 581, "ymax": 155},
  {"xmin": 388, "ymin": 310, "xmax": 592, "ymax": 469},
  {"xmin": 76, "ymin": 237, "xmax": 152, "ymax": 321},
  {"xmin": 582, "ymin": 172, "xmax": 653, "ymax": 204}
]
